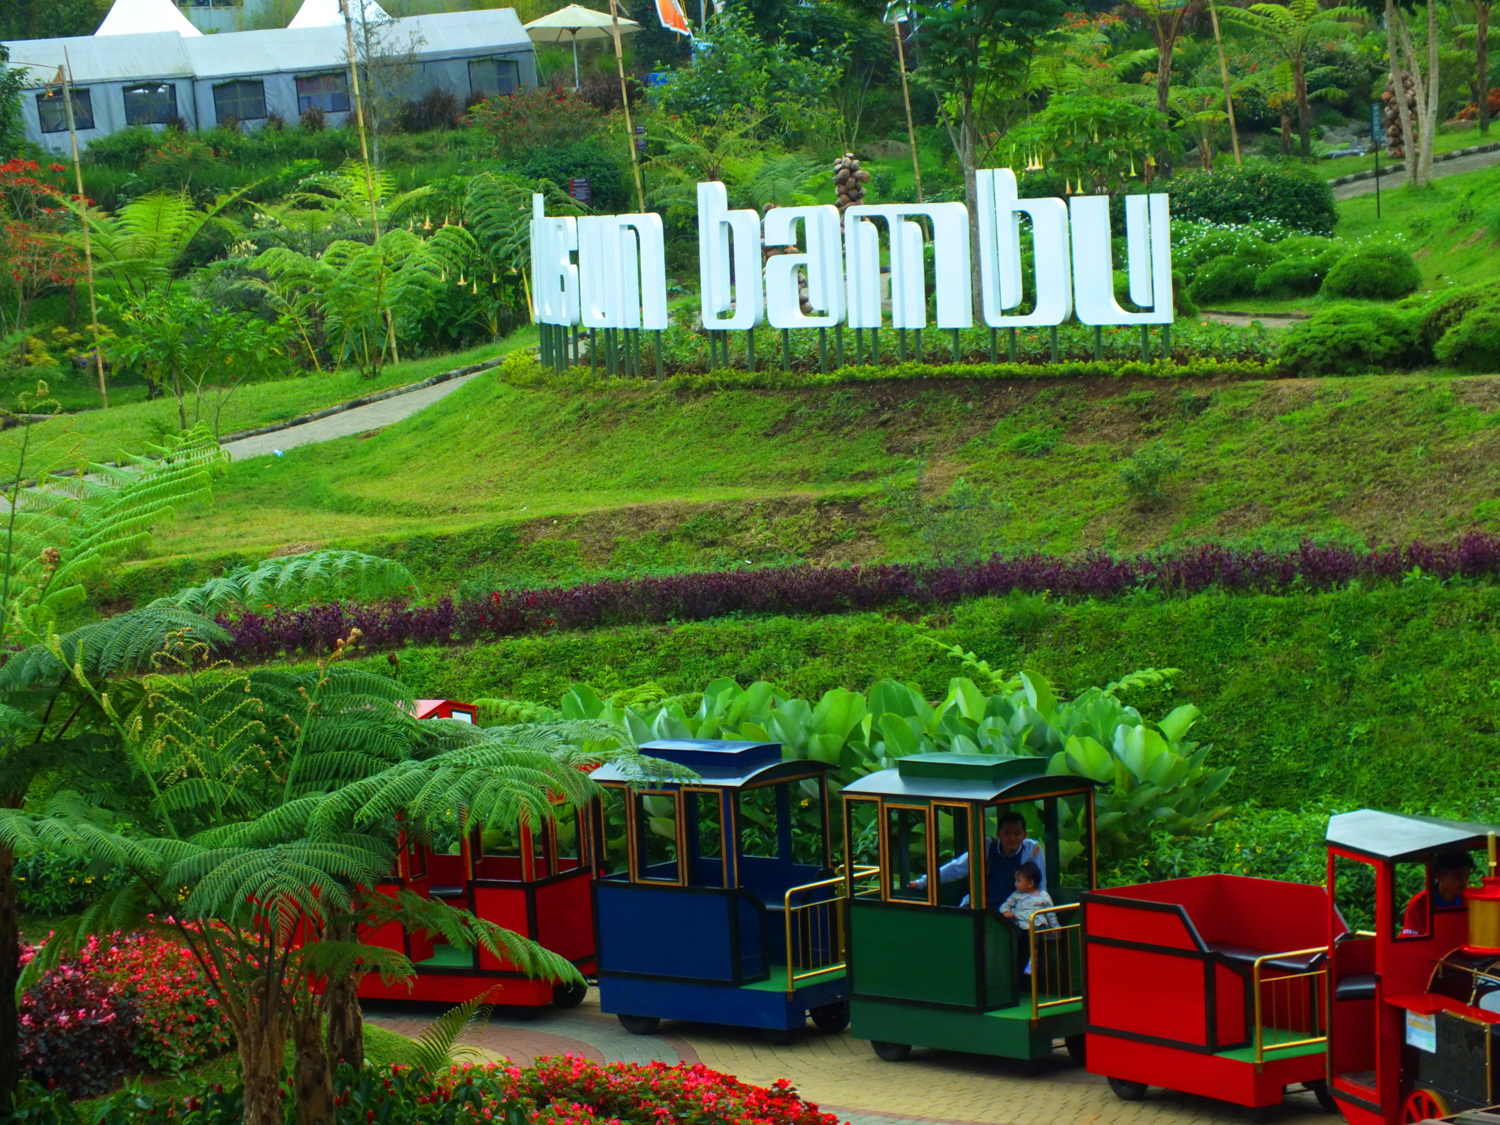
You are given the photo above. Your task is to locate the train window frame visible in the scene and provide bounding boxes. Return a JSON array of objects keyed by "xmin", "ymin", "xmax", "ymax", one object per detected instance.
[
  {"xmin": 844, "ymin": 795, "xmax": 881, "ymax": 897},
  {"xmin": 683, "ymin": 786, "xmax": 730, "ymax": 889},
  {"xmin": 881, "ymin": 802, "xmax": 934, "ymax": 905},
  {"xmin": 593, "ymin": 784, "xmax": 631, "ymax": 879},
  {"xmin": 932, "ymin": 802, "xmax": 977, "ymax": 909},
  {"xmin": 628, "ymin": 788, "xmax": 686, "ymax": 886}
]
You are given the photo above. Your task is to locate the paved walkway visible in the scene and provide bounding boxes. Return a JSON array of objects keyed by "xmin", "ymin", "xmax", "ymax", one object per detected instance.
[
  {"xmin": 1332, "ymin": 145, "xmax": 1500, "ymax": 199},
  {"xmin": 221, "ymin": 372, "xmax": 485, "ymax": 461},
  {"xmin": 365, "ymin": 991, "xmax": 1330, "ymax": 1125}
]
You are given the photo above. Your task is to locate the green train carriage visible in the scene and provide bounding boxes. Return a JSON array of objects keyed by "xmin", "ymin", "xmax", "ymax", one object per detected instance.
[{"xmin": 841, "ymin": 752, "xmax": 1099, "ymax": 1068}]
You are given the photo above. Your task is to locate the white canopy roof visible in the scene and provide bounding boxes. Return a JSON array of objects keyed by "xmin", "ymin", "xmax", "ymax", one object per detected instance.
[
  {"xmin": 288, "ymin": 0, "xmax": 392, "ymax": 28},
  {"xmin": 95, "ymin": 0, "xmax": 202, "ymax": 37}
]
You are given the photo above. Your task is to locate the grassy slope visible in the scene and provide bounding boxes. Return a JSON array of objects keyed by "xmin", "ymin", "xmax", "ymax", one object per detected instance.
[
  {"xmin": 1213, "ymin": 161, "xmax": 1500, "ymax": 313},
  {"xmin": 115, "ymin": 369, "xmax": 1500, "ymax": 601},
  {"xmin": 0, "ymin": 338, "xmax": 526, "ymax": 481}
]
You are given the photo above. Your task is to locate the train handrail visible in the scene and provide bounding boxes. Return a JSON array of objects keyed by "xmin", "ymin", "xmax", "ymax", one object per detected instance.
[
  {"xmin": 1250, "ymin": 947, "xmax": 1330, "ymax": 1067},
  {"xmin": 1026, "ymin": 902, "xmax": 1083, "ymax": 1020},
  {"xmin": 783, "ymin": 872, "xmax": 868, "ymax": 998}
]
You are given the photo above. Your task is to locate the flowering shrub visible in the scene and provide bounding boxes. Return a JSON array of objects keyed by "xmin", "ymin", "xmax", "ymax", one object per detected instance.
[
  {"xmin": 17, "ymin": 945, "xmax": 139, "ymax": 1097},
  {"xmin": 12, "ymin": 1059, "xmax": 843, "ymax": 1125},
  {"xmin": 217, "ymin": 533, "xmax": 1500, "ymax": 658},
  {"xmin": 465, "ymin": 89, "xmax": 605, "ymax": 162},
  {"xmin": 19, "ymin": 932, "xmax": 232, "ymax": 1094}
]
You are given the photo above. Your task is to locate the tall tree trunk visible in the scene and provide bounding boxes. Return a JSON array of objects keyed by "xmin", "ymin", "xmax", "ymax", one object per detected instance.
[
  {"xmin": 959, "ymin": 89, "xmax": 981, "ymax": 303},
  {"xmin": 238, "ymin": 1020, "xmax": 289, "ymax": 1125},
  {"xmin": 323, "ymin": 918, "xmax": 365, "ymax": 1069},
  {"xmin": 1155, "ymin": 22, "xmax": 1175, "ymax": 177},
  {"xmin": 1480, "ymin": 1, "xmax": 1492, "ymax": 134},
  {"xmin": 0, "ymin": 844, "xmax": 20, "ymax": 1115},
  {"xmin": 1294, "ymin": 56, "xmax": 1313, "ymax": 157},
  {"xmin": 1385, "ymin": 0, "xmax": 1422, "ymax": 187},
  {"xmin": 1422, "ymin": 1, "xmax": 1439, "ymax": 183},
  {"xmin": 1280, "ymin": 112, "xmax": 1294, "ymax": 155},
  {"xmin": 292, "ymin": 1004, "xmax": 335, "ymax": 1125}
]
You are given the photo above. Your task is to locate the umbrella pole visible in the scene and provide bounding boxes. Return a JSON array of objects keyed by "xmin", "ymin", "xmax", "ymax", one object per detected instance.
[
  {"xmin": 607, "ymin": 0, "xmax": 646, "ymax": 210},
  {"xmin": 572, "ymin": 34, "xmax": 581, "ymax": 90}
]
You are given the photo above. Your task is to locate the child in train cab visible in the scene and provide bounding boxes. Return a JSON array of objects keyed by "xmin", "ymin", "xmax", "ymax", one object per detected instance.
[
  {"xmin": 1401, "ymin": 851, "xmax": 1475, "ymax": 936},
  {"xmin": 999, "ymin": 861, "xmax": 1057, "ymax": 932}
]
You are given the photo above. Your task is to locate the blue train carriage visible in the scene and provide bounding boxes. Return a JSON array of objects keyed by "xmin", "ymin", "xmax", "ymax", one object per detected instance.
[
  {"xmin": 587, "ymin": 738, "xmax": 853, "ymax": 1043},
  {"xmin": 841, "ymin": 752, "xmax": 1099, "ymax": 1069}
]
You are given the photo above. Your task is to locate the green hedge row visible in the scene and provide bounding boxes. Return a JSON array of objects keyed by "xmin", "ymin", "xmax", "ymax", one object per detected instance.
[{"xmin": 342, "ymin": 581, "xmax": 1500, "ymax": 815}]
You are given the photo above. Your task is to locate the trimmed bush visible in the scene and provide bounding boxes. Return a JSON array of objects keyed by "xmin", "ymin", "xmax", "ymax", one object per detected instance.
[
  {"xmin": 1156, "ymin": 161, "xmax": 1338, "ymax": 235},
  {"xmin": 1278, "ymin": 304, "xmax": 1425, "ymax": 374},
  {"xmin": 518, "ymin": 139, "xmax": 628, "ymax": 213},
  {"xmin": 1254, "ymin": 251, "xmax": 1341, "ymax": 297},
  {"xmin": 1418, "ymin": 283, "xmax": 1500, "ymax": 371},
  {"xmin": 1321, "ymin": 245, "xmax": 1422, "ymax": 300},
  {"xmin": 1189, "ymin": 255, "xmax": 1262, "ymax": 303}
]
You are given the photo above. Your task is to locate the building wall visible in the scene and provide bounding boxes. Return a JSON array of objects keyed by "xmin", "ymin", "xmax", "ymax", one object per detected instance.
[{"xmin": 22, "ymin": 77, "xmax": 201, "ymax": 154}]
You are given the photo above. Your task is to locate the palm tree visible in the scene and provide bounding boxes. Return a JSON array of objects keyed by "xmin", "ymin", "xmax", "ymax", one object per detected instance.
[
  {"xmin": 1219, "ymin": 0, "xmax": 1363, "ymax": 156},
  {"xmin": 1121, "ymin": 0, "xmax": 1205, "ymax": 174}
]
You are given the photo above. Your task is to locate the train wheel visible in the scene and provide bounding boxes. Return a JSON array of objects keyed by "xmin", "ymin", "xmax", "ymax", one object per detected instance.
[
  {"xmin": 1064, "ymin": 1035, "xmax": 1086, "ymax": 1067},
  {"xmin": 1400, "ymin": 1088, "xmax": 1449, "ymax": 1123},
  {"xmin": 552, "ymin": 981, "xmax": 589, "ymax": 1009},
  {"xmin": 811, "ymin": 1001, "xmax": 850, "ymax": 1034},
  {"xmin": 765, "ymin": 1026, "xmax": 802, "ymax": 1046},
  {"xmin": 617, "ymin": 1013, "xmax": 660, "ymax": 1035},
  {"xmin": 1303, "ymin": 1081, "xmax": 1339, "ymax": 1114},
  {"xmin": 1107, "ymin": 1077, "xmax": 1148, "ymax": 1102},
  {"xmin": 872, "ymin": 1041, "xmax": 912, "ymax": 1062}
]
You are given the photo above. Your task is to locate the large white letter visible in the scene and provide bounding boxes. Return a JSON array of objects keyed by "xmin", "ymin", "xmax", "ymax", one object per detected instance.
[
  {"xmin": 577, "ymin": 213, "xmax": 669, "ymax": 330},
  {"xmin": 530, "ymin": 194, "xmax": 578, "ymax": 326},
  {"xmin": 843, "ymin": 204, "xmax": 972, "ymax": 330},
  {"xmin": 975, "ymin": 169, "xmax": 1072, "ymax": 328},
  {"xmin": 697, "ymin": 181, "xmax": 764, "ymax": 330},
  {"xmin": 763, "ymin": 205, "xmax": 844, "ymax": 329},
  {"xmin": 1069, "ymin": 193, "xmax": 1174, "ymax": 325}
]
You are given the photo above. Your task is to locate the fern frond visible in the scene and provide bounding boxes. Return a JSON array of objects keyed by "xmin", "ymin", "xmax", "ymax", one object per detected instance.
[
  {"xmin": 408, "ymin": 994, "xmax": 495, "ymax": 1071},
  {"xmin": 159, "ymin": 551, "xmax": 414, "ymax": 615}
]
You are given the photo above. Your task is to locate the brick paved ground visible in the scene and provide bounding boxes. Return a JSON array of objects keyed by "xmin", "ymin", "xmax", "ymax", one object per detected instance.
[{"xmin": 365, "ymin": 992, "xmax": 1330, "ymax": 1125}]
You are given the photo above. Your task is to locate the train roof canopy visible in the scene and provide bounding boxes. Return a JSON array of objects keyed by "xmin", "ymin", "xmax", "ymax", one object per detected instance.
[
  {"xmin": 841, "ymin": 753, "xmax": 1099, "ymax": 802},
  {"xmin": 589, "ymin": 739, "xmax": 830, "ymax": 788},
  {"xmin": 1327, "ymin": 809, "xmax": 1499, "ymax": 863}
]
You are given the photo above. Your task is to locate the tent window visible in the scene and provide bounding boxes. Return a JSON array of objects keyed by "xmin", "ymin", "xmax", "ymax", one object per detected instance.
[
  {"xmin": 213, "ymin": 80, "xmax": 266, "ymax": 123},
  {"xmin": 36, "ymin": 88, "xmax": 94, "ymax": 134},
  {"xmin": 468, "ymin": 58, "xmax": 519, "ymax": 98},
  {"xmin": 123, "ymin": 83, "xmax": 177, "ymax": 126},
  {"xmin": 296, "ymin": 73, "xmax": 349, "ymax": 115}
]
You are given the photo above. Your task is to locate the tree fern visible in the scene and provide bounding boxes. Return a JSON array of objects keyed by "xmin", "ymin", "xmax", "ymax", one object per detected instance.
[
  {"xmin": 160, "ymin": 551, "xmax": 413, "ymax": 616},
  {"xmin": 407, "ymin": 994, "xmax": 495, "ymax": 1071}
]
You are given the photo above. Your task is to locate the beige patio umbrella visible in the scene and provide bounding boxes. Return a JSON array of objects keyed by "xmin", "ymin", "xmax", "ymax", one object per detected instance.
[{"xmin": 524, "ymin": 4, "xmax": 640, "ymax": 90}]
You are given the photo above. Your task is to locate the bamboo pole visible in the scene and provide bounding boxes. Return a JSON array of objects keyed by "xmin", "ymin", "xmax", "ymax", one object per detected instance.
[
  {"xmin": 60, "ymin": 51, "xmax": 107, "ymax": 409},
  {"xmin": 1207, "ymin": 0, "xmax": 1242, "ymax": 166},
  {"xmin": 340, "ymin": 0, "xmax": 400, "ymax": 363},
  {"xmin": 892, "ymin": 9, "xmax": 924, "ymax": 201},
  {"xmin": 608, "ymin": 0, "xmax": 647, "ymax": 211}
]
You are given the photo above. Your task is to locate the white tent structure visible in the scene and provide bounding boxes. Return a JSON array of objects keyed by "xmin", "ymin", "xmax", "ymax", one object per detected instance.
[
  {"xmin": 95, "ymin": 0, "xmax": 202, "ymax": 37},
  {"xmin": 288, "ymin": 0, "xmax": 392, "ymax": 29}
]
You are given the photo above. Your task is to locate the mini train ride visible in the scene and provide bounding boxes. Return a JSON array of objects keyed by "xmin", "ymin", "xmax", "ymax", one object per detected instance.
[{"xmin": 354, "ymin": 723, "xmax": 1500, "ymax": 1123}]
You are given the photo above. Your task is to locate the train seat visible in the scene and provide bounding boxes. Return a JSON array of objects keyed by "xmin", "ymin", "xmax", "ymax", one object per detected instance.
[
  {"xmin": 1333, "ymin": 973, "xmax": 1376, "ymax": 1001},
  {"xmin": 1206, "ymin": 943, "xmax": 1326, "ymax": 972}
]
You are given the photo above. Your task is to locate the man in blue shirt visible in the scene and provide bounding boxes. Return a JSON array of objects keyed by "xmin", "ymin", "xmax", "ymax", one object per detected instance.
[{"xmin": 914, "ymin": 810, "xmax": 1046, "ymax": 907}]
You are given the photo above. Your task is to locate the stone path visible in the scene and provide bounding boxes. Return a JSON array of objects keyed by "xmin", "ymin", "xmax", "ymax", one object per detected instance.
[
  {"xmin": 365, "ymin": 991, "xmax": 1331, "ymax": 1125},
  {"xmin": 220, "ymin": 372, "xmax": 485, "ymax": 461},
  {"xmin": 1332, "ymin": 144, "xmax": 1500, "ymax": 200}
]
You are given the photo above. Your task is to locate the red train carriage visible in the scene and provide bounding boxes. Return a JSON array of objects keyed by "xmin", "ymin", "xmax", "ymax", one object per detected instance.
[
  {"xmin": 1324, "ymin": 810, "xmax": 1500, "ymax": 1125},
  {"xmin": 356, "ymin": 700, "xmax": 596, "ymax": 1010},
  {"xmin": 1085, "ymin": 874, "xmax": 1340, "ymax": 1120}
]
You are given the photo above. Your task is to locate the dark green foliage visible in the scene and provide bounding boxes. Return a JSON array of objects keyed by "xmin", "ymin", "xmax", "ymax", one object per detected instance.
[
  {"xmin": 1189, "ymin": 255, "xmax": 1262, "ymax": 303},
  {"xmin": 1157, "ymin": 160, "xmax": 1338, "ymax": 235},
  {"xmin": 335, "ymin": 580, "xmax": 1500, "ymax": 815},
  {"xmin": 1119, "ymin": 441, "xmax": 1184, "ymax": 507},
  {"xmin": 518, "ymin": 140, "xmax": 627, "ymax": 213},
  {"xmin": 1321, "ymin": 245, "xmax": 1423, "ymax": 299},
  {"xmin": 0, "ymin": 45, "xmax": 28, "ymax": 160},
  {"xmin": 1253, "ymin": 237, "xmax": 1343, "ymax": 297},
  {"xmin": 1278, "ymin": 305, "xmax": 1425, "ymax": 374}
]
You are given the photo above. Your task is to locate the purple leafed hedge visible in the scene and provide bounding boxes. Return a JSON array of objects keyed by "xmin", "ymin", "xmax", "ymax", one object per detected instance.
[{"xmin": 217, "ymin": 533, "xmax": 1500, "ymax": 659}]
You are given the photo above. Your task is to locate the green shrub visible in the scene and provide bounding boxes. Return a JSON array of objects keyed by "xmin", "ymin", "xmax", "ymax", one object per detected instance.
[
  {"xmin": 1254, "ymin": 251, "xmax": 1341, "ymax": 297},
  {"xmin": 1278, "ymin": 304, "xmax": 1426, "ymax": 375},
  {"xmin": 1321, "ymin": 245, "xmax": 1422, "ymax": 299},
  {"xmin": 1157, "ymin": 161, "xmax": 1338, "ymax": 235},
  {"xmin": 1189, "ymin": 255, "xmax": 1261, "ymax": 303},
  {"xmin": 1434, "ymin": 306, "xmax": 1500, "ymax": 371},
  {"xmin": 1119, "ymin": 440, "xmax": 1185, "ymax": 507},
  {"xmin": 518, "ymin": 139, "xmax": 628, "ymax": 212}
]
